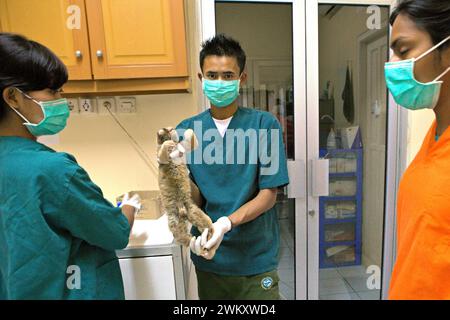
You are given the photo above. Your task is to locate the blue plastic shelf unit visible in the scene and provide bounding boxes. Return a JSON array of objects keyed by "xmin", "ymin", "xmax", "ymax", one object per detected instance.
[{"xmin": 319, "ymin": 148, "xmax": 363, "ymax": 268}]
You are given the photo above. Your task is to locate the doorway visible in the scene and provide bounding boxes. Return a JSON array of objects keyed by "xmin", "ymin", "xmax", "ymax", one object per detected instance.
[
  {"xmin": 202, "ymin": 0, "xmax": 400, "ymax": 300},
  {"xmin": 315, "ymin": 4, "xmax": 390, "ymax": 300},
  {"xmin": 216, "ymin": 1, "xmax": 297, "ymax": 300}
]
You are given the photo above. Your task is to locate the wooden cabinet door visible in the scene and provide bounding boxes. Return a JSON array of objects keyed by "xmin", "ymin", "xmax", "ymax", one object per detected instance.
[
  {"xmin": 85, "ymin": 0, "xmax": 188, "ymax": 80},
  {"xmin": 0, "ymin": 0, "xmax": 92, "ymax": 80}
]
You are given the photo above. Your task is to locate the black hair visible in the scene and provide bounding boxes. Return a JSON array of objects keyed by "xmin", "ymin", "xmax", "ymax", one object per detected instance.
[
  {"xmin": 390, "ymin": 0, "xmax": 450, "ymax": 50},
  {"xmin": 199, "ymin": 34, "xmax": 246, "ymax": 74},
  {"xmin": 0, "ymin": 33, "xmax": 68, "ymax": 120}
]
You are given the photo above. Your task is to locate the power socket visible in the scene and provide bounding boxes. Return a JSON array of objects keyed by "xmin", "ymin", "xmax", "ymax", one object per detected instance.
[
  {"xmin": 79, "ymin": 98, "xmax": 97, "ymax": 114},
  {"xmin": 67, "ymin": 98, "xmax": 79, "ymax": 114},
  {"xmin": 97, "ymin": 97, "xmax": 116, "ymax": 115},
  {"xmin": 117, "ymin": 97, "xmax": 137, "ymax": 114}
]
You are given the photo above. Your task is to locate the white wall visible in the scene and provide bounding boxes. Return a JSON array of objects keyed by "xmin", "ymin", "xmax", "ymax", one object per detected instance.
[{"xmin": 53, "ymin": 94, "xmax": 197, "ymax": 203}]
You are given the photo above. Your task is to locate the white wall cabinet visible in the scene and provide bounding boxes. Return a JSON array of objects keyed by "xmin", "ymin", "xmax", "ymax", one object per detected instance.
[
  {"xmin": 119, "ymin": 256, "xmax": 176, "ymax": 300},
  {"xmin": 117, "ymin": 244, "xmax": 186, "ymax": 300}
]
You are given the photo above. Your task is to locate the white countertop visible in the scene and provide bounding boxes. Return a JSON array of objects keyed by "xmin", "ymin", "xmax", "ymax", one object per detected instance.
[{"xmin": 127, "ymin": 214, "xmax": 174, "ymax": 247}]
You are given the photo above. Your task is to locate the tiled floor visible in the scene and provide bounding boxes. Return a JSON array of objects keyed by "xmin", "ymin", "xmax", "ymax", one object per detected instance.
[
  {"xmin": 277, "ymin": 217, "xmax": 381, "ymax": 300},
  {"xmin": 319, "ymin": 265, "xmax": 381, "ymax": 300},
  {"xmin": 278, "ymin": 217, "xmax": 295, "ymax": 300}
]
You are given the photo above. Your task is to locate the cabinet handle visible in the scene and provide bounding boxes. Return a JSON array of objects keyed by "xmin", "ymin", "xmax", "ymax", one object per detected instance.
[
  {"xmin": 96, "ymin": 50, "xmax": 103, "ymax": 58},
  {"xmin": 75, "ymin": 50, "xmax": 82, "ymax": 59}
]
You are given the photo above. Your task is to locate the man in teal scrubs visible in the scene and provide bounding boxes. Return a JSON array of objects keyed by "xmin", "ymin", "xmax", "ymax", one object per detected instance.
[
  {"xmin": 0, "ymin": 33, "xmax": 141, "ymax": 299},
  {"xmin": 176, "ymin": 34, "xmax": 289, "ymax": 300}
]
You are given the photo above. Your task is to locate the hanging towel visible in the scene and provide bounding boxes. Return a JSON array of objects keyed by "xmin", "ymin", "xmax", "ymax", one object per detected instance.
[{"xmin": 342, "ymin": 65, "xmax": 355, "ymax": 124}]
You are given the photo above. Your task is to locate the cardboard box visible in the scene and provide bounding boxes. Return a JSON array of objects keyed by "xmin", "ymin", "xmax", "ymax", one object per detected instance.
[
  {"xmin": 336, "ymin": 158, "xmax": 346, "ymax": 173},
  {"xmin": 330, "ymin": 180, "xmax": 357, "ymax": 196},
  {"xmin": 329, "ymin": 158, "xmax": 337, "ymax": 173},
  {"xmin": 116, "ymin": 190, "xmax": 164, "ymax": 220},
  {"xmin": 344, "ymin": 158, "xmax": 357, "ymax": 172},
  {"xmin": 325, "ymin": 204, "xmax": 338, "ymax": 219}
]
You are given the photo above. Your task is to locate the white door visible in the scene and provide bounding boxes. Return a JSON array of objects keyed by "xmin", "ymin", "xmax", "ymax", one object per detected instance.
[
  {"xmin": 306, "ymin": 0, "xmax": 401, "ymax": 300},
  {"xmin": 202, "ymin": 0, "xmax": 308, "ymax": 300},
  {"xmin": 201, "ymin": 0, "xmax": 402, "ymax": 300},
  {"xmin": 361, "ymin": 35, "xmax": 389, "ymax": 271}
]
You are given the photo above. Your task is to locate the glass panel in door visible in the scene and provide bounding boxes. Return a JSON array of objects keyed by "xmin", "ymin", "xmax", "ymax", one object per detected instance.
[
  {"xmin": 215, "ymin": 1, "xmax": 296, "ymax": 300},
  {"xmin": 317, "ymin": 4, "xmax": 390, "ymax": 300}
]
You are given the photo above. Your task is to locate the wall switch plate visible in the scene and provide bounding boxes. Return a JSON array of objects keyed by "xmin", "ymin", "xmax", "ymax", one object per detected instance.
[
  {"xmin": 67, "ymin": 98, "xmax": 79, "ymax": 114},
  {"xmin": 118, "ymin": 97, "xmax": 137, "ymax": 114},
  {"xmin": 97, "ymin": 97, "xmax": 116, "ymax": 115},
  {"xmin": 79, "ymin": 98, "xmax": 96, "ymax": 114}
]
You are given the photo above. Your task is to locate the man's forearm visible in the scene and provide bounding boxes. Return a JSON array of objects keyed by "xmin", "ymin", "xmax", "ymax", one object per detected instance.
[{"xmin": 228, "ymin": 188, "xmax": 278, "ymax": 228}]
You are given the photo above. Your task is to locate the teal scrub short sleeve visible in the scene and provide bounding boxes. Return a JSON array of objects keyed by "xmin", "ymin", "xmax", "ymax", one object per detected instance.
[
  {"xmin": 258, "ymin": 116, "xmax": 290, "ymax": 190},
  {"xmin": 49, "ymin": 166, "xmax": 131, "ymax": 251}
]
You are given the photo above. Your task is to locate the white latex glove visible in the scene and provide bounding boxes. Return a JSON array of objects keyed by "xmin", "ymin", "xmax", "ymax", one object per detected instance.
[
  {"xmin": 120, "ymin": 193, "xmax": 142, "ymax": 215},
  {"xmin": 189, "ymin": 229, "xmax": 209, "ymax": 256},
  {"xmin": 189, "ymin": 217, "xmax": 232, "ymax": 260}
]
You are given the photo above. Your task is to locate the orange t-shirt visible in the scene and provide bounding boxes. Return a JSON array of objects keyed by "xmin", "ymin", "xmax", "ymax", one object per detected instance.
[{"xmin": 389, "ymin": 121, "xmax": 450, "ymax": 300}]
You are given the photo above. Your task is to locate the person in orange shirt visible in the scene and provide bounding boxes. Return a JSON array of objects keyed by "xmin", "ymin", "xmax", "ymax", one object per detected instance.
[{"xmin": 385, "ymin": 0, "xmax": 450, "ymax": 299}]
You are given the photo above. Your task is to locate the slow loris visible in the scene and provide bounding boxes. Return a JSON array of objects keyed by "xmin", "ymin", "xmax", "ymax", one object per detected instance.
[{"xmin": 157, "ymin": 127, "xmax": 213, "ymax": 250}]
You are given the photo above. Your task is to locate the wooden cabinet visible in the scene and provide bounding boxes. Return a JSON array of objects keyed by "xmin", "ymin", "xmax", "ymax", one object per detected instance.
[
  {"xmin": 0, "ymin": 0, "xmax": 189, "ymax": 94},
  {"xmin": 0, "ymin": 0, "xmax": 92, "ymax": 80},
  {"xmin": 86, "ymin": 0, "xmax": 188, "ymax": 80}
]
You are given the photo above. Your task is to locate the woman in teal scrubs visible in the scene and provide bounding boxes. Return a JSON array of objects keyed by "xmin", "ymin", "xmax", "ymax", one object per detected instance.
[{"xmin": 0, "ymin": 33, "xmax": 141, "ymax": 300}]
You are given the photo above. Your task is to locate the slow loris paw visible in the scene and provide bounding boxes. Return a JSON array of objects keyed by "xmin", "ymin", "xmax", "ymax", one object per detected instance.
[
  {"xmin": 198, "ymin": 226, "xmax": 214, "ymax": 242},
  {"xmin": 157, "ymin": 140, "xmax": 177, "ymax": 164},
  {"xmin": 200, "ymin": 226, "xmax": 215, "ymax": 256},
  {"xmin": 202, "ymin": 245, "xmax": 218, "ymax": 260}
]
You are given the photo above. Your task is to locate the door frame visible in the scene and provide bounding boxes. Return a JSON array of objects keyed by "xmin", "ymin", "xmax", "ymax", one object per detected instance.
[
  {"xmin": 199, "ymin": 0, "xmax": 405, "ymax": 300},
  {"xmin": 356, "ymin": 23, "xmax": 397, "ymax": 300}
]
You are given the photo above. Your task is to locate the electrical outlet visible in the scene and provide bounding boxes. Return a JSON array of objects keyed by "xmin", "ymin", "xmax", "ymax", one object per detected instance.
[
  {"xmin": 117, "ymin": 97, "xmax": 137, "ymax": 114},
  {"xmin": 67, "ymin": 98, "xmax": 79, "ymax": 114},
  {"xmin": 97, "ymin": 97, "xmax": 116, "ymax": 115},
  {"xmin": 79, "ymin": 98, "xmax": 96, "ymax": 114}
]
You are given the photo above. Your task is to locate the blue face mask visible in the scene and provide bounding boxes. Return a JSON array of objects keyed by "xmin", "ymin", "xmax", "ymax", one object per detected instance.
[
  {"xmin": 202, "ymin": 79, "xmax": 240, "ymax": 108},
  {"xmin": 385, "ymin": 35, "xmax": 450, "ymax": 110},
  {"xmin": 9, "ymin": 89, "xmax": 70, "ymax": 136}
]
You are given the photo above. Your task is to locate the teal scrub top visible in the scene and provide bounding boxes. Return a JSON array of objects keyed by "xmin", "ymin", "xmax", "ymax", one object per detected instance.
[
  {"xmin": 0, "ymin": 137, "xmax": 130, "ymax": 300},
  {"xmin": 176, "ymin": 107, "xmax": 290, "ymax": 276}
]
